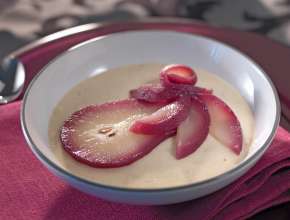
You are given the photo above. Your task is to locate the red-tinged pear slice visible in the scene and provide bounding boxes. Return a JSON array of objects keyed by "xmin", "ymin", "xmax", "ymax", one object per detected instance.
[
  {"xmin": 170, "ymin": 84, "xmax": 213, "ymax": 96},
  {"xmin": 60, "ymin": 99, "xmax": 171, "ymax": 168},
  {"xmin": 130, "ymin": 83, "xmax": 212, "ymax": 104},
  {"xmin": 130, "ymin": 96, "xmax": 191, "ymax": 135},
  {"xmin": 160, "ymin": 64, "xmax": 197, "ymax": 85},
  {"xmin": 200, "ymin": 94, "xmax": 243, "ymax": 155},
  {"xmin": 129, "ymin": 83, "xmax": 177, "ymax": 103},
  {"xmin": 176, "ymin": 97, "xmax": 210, "ymax": 159}
]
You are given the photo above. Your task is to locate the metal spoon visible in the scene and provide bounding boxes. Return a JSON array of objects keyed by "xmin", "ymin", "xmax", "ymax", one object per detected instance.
[
  {"xmin": 0, "ymin": 23, "xmax": 103, "ymax": 105},
  {"xmin": 0, "ymin": 56, "xmax": 25, "ymax": 104}
]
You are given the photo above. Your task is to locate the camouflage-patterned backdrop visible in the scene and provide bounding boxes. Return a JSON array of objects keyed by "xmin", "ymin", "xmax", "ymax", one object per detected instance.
[{"xmin": 0, "ymin": 0, "xmax": 290, "ymax": 60}]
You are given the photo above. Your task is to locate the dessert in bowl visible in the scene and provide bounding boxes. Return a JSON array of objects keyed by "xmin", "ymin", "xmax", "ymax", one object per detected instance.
[
  {"xmin": 21, "ymin": 31, "xmax": 279, "ymax": 205},
  {"xmin": 49, "ymin": 63, "xmax": 253, "ymax": 187}
]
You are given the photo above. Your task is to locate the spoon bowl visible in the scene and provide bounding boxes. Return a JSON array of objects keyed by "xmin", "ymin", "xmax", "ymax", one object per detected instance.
[{"xmin": 0, "ymin": 57, "xmax": 25, "ymax": 104}]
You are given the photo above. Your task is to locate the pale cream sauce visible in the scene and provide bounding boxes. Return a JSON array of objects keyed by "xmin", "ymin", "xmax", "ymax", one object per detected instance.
[{"xmin": 48, "ymin": 64, "xmax": 254, "ymax": 189}]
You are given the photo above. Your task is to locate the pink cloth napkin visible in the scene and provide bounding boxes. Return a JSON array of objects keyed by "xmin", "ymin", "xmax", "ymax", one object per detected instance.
[{"xmin": 1, "ymin": 21, "xmax": 290, "ymax": 220}]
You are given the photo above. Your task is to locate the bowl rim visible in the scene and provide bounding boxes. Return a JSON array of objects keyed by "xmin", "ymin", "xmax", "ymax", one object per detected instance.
[{"xmin": 21, "ymin": 29, "xmax": 281, "ymax": 193}]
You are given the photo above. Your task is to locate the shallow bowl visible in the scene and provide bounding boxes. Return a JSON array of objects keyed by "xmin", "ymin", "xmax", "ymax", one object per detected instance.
[{"xmin": 21, "ymin": 30, "xmax": 280, "ymax": 205}]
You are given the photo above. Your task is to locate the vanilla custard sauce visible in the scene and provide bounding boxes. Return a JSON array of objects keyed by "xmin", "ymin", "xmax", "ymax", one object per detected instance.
[{"xmin": 48, "ymin": 64, "xmax": 254, "ymax": 189}]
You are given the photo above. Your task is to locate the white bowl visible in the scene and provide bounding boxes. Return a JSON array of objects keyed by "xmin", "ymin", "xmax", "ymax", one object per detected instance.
[{"xmin": 21, "ymin": 31, "xmax": 280, "ymax": 205}]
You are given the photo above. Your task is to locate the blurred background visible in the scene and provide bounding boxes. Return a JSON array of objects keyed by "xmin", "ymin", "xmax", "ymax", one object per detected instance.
[{"xmin": 0, "ymin": 0, "xmax": 290, "ymax": 61}]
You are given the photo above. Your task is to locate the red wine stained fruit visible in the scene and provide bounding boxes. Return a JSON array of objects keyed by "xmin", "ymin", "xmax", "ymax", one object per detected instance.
[
  {"xmin": 130, "ymin": 83, "xmax": 212, "ymax": 104},
  {"xmin": 60, "ymin": 64, "xmax": 243, "ymax": 168},
  {"xmin": 200, "ymin": 94, "xmax": 243, "ymax": 155},
  {"xmin": 176, "ymin": 97, "xmax": 210, "ymax": 159},
  {"xmin": 160, "ymin": 64, "xmax": 197, "ymax": 86},
  {"xmin": 130, "ymin": 96, "xmax": 190, "ymax": 135},
  {"xmin": 60, "ymin": 99, "xmax": 171, "ymax": 168}
]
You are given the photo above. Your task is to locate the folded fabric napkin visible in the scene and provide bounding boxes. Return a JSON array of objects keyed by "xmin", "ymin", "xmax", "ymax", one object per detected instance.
[{"xmin": 1, "ymin": 22, "xmax": 290, "ymax": 220}]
